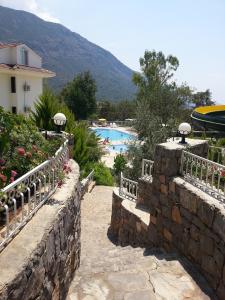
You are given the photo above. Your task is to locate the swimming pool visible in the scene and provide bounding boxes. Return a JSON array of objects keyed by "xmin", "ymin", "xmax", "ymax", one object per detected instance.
[
  {"xmin": 92, "ymin": 128, "xmax": 134, "ymax": 142},
  {"xmin": 108, "ymin": 144, "xmax": 128, "ymax": 153}
]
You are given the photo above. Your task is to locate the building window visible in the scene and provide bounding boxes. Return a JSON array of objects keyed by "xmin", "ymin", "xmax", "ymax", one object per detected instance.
[
  {"xmin": 11, "ymin": 77, "xmax": 16, "ymax": 93},
  {"xmin": 21, "ymin": 48, "xmax": 28, "ymax": 65},
  {"xmin": 12, "ymin": 106, "xmax": 17, "ymax": 114}
]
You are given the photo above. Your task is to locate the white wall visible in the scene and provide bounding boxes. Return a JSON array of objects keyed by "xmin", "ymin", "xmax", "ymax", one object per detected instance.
[
  {"xmin": 16, "ymin": 45, "xmax": 42, "ymax": 68},
  {"xmin": 0, "ymin": 48, "xmax": 11, "ymax": 64},
  {"xmin": 0, "ymin": 73, "xmax": 11, "ymax": 110},
  {"xmin": 16, "ymin": 75, "xmax": 43, "ymax": 113}
]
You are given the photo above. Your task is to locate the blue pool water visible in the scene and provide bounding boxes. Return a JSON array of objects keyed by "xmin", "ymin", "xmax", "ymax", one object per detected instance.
[
  {"xmin": 92, "ymin": 128, "xmax": 134, "ymax": 142},
  {"xmin": 108, "ymin": 144, "xmax": 128, "ymax": 153}
]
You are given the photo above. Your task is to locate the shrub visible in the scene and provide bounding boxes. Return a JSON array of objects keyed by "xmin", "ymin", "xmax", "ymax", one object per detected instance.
[
  {"xmin": 83, "ymin": 162, "xmax": 114, "ymax": 186},
  {"xmin": 0, "ymin": 107, "xmax": 62, "ymax": 187},
  {"xmin": 113, "ymin": 154, "xmax": 127, "ymax": 176}
]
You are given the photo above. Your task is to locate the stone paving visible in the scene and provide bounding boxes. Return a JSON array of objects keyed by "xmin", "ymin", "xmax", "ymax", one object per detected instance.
[{"xmin": 67, "ymin": 186, "xmax": 216, "ymax": 300}]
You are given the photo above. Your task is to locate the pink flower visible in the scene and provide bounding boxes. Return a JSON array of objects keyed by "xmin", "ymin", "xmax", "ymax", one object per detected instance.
[
  {"xmin": 0, "ymin": 173, "xmax": 7, "ymax": 182},
  {"xmin": 221, "ymin": 170, "xmax": 225, "ymax": 177},
  {"xmin": 10, "ymin": 177, "xmax": 14, "ymax": 183},
  {"xmin": 11, "ymin": 170, "xmax": 17, "ymax": 177},
  {"xmin": 17, "ymin": 147, "xmax": 25, "ymax": 156}
]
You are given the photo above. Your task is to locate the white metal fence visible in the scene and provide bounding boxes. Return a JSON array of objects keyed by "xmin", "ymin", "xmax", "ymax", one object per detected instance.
[
  {"xmin": 181, "ymin": 150, "xmax": 225, "ymax": 201},
  {"xmin": 119, "ymin": 172, "xmax": 138, "ymax": 202},
  {"xmin": 0, "ymin": 139, "xmax": 69, "ymax": 252},
  {"xmin": 141, "ymin": 159, "xmax": 154, "ymax": 181}
]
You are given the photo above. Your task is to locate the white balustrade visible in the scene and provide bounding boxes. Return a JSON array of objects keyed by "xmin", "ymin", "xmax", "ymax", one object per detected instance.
[
  {"xmin": 119, "ymin": 172, "xmax": 138, "ymax": 202},
  {"xmin": 0, "ymin": 139, "xmax": 69, "ymax": 252},
  {"xmin": 141, "ymin": 159, "xmax": 154, "ymax": 181},
  {"xmin": 181, "ymin": 150, "xmax": 225, "ymax": 201}
]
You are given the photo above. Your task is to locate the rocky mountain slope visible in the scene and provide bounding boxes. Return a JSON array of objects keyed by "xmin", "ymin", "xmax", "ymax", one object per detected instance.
[{"xmin": 0, "ymin": 5, "xmax": 136, "ymax": 101}]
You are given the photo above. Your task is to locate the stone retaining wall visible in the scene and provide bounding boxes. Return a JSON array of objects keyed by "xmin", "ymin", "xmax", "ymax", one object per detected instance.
[
  {"xmin": 110, "ymin": 139, "xmax": 225, "ymax": 300},
  {"xmin": 0, "ymin": 159, "xmax": 81, "ymax": 300}
]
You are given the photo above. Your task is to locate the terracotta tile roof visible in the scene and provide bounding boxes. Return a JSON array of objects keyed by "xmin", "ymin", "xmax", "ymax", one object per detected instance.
[
  {"xmin": 0, "ymin": 63, "xmax": 55, "ymax": 76},
  {"xmin": 0, "ymin": 42, "xmax": 22, "ymax": 49}
]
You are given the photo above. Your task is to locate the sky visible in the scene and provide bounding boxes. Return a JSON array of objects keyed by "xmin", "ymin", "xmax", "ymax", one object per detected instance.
[{"xmin": 0, "ymin": 0, "xmax": 225, "ymax": 103}]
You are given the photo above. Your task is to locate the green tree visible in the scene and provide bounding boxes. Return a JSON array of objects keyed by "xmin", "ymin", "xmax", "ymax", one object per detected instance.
[
  {"xmin": 192, "ymin": 89, "xmax": 214, "ymax": 107},
  {"xmin": 125, "ymin": 50, "xmax": 192, "ymax": 179},
  {"xmin": 61, "ymin": 72, "xmax": 97, "ymax": 120}
]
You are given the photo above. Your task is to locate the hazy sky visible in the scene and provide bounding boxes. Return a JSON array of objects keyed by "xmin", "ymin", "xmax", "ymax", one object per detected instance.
[{"xmin": 1, "ymin": 0, "xmax": 225, "ymax": 103}]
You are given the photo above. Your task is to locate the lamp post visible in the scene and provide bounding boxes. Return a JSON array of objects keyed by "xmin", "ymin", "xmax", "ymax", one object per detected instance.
[
  {"xmin": 53, "ymin": 113, "xmax": 67, "ymax": 133},
  {"xmin": 178, "ymin": 122, "xmax": 191, "ymax": 144}
]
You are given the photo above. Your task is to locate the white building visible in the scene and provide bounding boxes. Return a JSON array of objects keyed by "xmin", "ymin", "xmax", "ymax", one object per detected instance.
[{"xmin": 0, "ymin": 43, "xmax": 55, "ymax": 114}]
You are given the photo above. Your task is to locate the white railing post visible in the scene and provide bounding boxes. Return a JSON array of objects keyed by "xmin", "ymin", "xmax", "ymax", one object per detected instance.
[
  {"xmin": 141, "ymin": 159, "xmax": 154, "ymax": 181},
  {"xmin": 119, "ymin": 172, "xmax": 138, "ymax": 203}
]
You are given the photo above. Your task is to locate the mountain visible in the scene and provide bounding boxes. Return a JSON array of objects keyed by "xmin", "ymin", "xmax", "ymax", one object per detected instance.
[{"xmin": 0, "ymin": 5, "xmax": 136, "ymax": 101}]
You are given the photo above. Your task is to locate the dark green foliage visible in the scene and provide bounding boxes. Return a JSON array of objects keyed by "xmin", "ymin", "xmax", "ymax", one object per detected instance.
[
  {"xmin": 0, "ymin": 5, "xmax": 136, "ymax": 101},
  {"xmin": 61, "ymin": 72, "xmax": 97, "ymax": 120},
  {"xmin": 72, "ymin": 123, "xmax": 102, "ymax": 169},
  {"xmin": 31, "ymin": 89, "xmax": 76, "ymax": 133},
  {"xmin": 83, "ymin": 162, "xmax": 114, "ymax": 186},
  {"xmin": 97, "ymin": 100, "xmax": 136, "ymax": 121},
  {"xmin": 31, "ymin": 89, "xmax": 57, "ymax": 131},
  {"xmin": 113, "ymin": 154, "xmax": 127, "ymax": 176},
  {"xmin": 0, "ymin": 107, "xmax": 61, "ymax": 186},
  {"xmin": 192, "ymin": 89, "xmax": 214, "ymax": 107}
]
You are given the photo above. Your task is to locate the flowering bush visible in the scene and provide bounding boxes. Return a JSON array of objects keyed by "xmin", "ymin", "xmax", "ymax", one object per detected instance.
[{"xmin": 0, "ymin": 107, "xmax": 62, "ymax": 188}]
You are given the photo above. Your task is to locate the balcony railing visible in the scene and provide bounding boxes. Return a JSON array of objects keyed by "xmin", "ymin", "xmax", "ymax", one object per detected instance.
[
  {"xmin": 119, "ymin": 172, "xmax": 138, "ymax": 202},
  {"xmin": 0, "ymin": 139, "xmax": 69, "ymax": 252},
  {"xmin": 181, "ymin": 150, "xmax": 225, "ymax": 201},
  {"xmin": 141, "ymin": 159, "xmax": 154, "ymax": 181}
]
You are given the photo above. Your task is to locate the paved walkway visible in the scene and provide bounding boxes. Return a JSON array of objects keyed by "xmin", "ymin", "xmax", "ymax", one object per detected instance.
[{"xmin": 67, "ymin": 186, "xmax": 215, "ymax": 300}]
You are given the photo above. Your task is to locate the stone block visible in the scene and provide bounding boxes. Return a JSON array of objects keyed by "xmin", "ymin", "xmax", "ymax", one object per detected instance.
[
  {"xmin": 169, "ymin": 181, "xmax": 176, "ymax": 193},
  {"xmin": 190, "ymin": 224, "xmax": 200, "ymax": 241},
  {"xmin": 197, "ymin": 200, "xmax": 215, "ymax": 228},
  {"xmin": 188, "ymin": 238, "xmax": 200, "ymax": 262},
  {"xmin": 180, "ymin": 207, "xmax": 192, "ymax": 222},
  {"xmin": 214, "ymin": 247, "xmax": 224, "ymax": 273},
  {"xmin": 159, "ymin": 175, "xmax": 166, "ymax": 184},
  {"xmin": 150, "ymin": 215, "xmax": 157, "ymax": 225},
  {"xmin": 180, "ymin": 189, "xmax": 197, "ymax": 213},
  {"xmin": 216, "ymin": 282, "xmax": 225, "ymax": 300},
  {"xmin": 213, "ymin": 211, "xmax": 225, "ymax": 243},
  {"xmin": 202, "ymin": 255, "xmax": 220, "ymax": 278},
  {"xmin": 162, "ymin": 206, "xmax": 171, "ymax": 219},
  {"xmin": 171, "ymin": 206, "xmax": 182, "ymax": 224},
  {"xmin": 160, "ymin": 184, "xmax": 168, "ymax": 195},
  {"xmin": 136, "ymin": 222, "xmax": 142, "ymax": 233},
  {"xmin": 192, "ymin": 215, "xmax": 206, "ymax": 231},
  {"xmin": 148, "ymin": 223, "xmax": 160, "ymax": 245},
  {"xmin": 200, "ymin": 234, "xmax": 214, "ymax": 256},
  {"xmin": 159, "ymin": 194, "xmax": 168, "ymax": 206},
  {"xmin": 223, "ymin": 265, "xmax": 225, "ymax": 284},
  {"xmin": 163, "ymin": 228, "xmax": 172, "ymax": 242}
]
